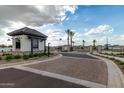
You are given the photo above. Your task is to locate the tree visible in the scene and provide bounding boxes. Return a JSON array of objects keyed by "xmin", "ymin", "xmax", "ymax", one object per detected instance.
[
  {"xmin": 65, "ymin": 29, "xmax": 71, "ymax": 51},
  {"xmin": 69, "ymin": 31, "xmax": 75, "ymax": 51},
  {"xmin": 93, "ymin": 40, "xmax": 96, "ymax": 49},
  {"xmin": 72, "ymin": 41, "xmax": 75, "ymax": 47},
  {"xmin": 82, "ymin": 40, "xmax": 85, "ymax": 48}
]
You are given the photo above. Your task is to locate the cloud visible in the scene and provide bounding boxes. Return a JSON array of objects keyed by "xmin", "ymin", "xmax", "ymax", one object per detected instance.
[
  {"xmin": 84, "ymin": 25, "xmax": 113, "ymax": 36},
  {"xmin": 0, "ymin": 5, "xmax": 77, "ymax": 28}
]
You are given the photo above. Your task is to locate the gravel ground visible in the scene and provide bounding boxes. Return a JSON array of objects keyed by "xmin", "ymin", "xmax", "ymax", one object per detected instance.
[
  {"xmin": 0, "ymin": 68, "xmax": 86, "ymax": 88},
  {"xmin": 27, "ymin": 56, "xmax": 108, "ymax": 85}
]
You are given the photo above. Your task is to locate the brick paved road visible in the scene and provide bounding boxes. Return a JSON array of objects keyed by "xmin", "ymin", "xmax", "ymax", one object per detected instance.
[{"xmin": 27, "ymin": 53, "xmax": 108, "ymax": 85}]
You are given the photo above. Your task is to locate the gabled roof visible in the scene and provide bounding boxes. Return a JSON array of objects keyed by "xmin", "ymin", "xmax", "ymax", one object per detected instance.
[{"xmin": 7, "ymin": 27, "xmax": 47, "ymax": 38}]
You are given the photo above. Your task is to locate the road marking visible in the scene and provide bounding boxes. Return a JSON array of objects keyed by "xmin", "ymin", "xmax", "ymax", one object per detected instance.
[{"xmin": 14, "ymin": 66, "xmax": 106, "ymax": 88}]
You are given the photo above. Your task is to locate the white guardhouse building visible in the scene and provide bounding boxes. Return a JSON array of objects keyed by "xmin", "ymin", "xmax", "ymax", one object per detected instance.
[{"xmin": 7, "ymin": 27, "xmax": 47, "ymax": 53}]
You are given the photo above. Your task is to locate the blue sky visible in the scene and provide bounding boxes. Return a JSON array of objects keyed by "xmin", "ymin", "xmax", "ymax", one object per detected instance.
[
  {"xmin": 38, "ymin": 5, "xmax": 124, "ymax": 46},
  {"xmin": 1, "ymin": 5, "xmax": 124, "ymax": 46}
]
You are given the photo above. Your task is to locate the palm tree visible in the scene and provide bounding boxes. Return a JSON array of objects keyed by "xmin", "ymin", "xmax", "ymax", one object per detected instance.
[
  {"xmin": 93, "ymin": 40, "xmax": 96, "ymax": 49},
  {"xmin": 72, "ymin": 41, "xmax": 75, "ymax": 47},
  {"xmin": 59, "ymin": 38, "xmax": 62, "ymax": 51},
  {"xmin": 82, "ymin": 40, "xmax": 85, "ymax": 48},
  {"xmin": 70, "ymin": 31, "xmax": 75, "ymax": 51},
  {"xmin": 65, "ymin": 29, "xmax": 71, "ymax": 51}
]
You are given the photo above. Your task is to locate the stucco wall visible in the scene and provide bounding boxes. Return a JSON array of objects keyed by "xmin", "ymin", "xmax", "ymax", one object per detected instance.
[
  {"xmin": 39, "ymin": 40, "xmax": 45, "ymax": 51},
  {"xmin": 12, "ymin": 35, "xmax": 45, "ymax": 52}
]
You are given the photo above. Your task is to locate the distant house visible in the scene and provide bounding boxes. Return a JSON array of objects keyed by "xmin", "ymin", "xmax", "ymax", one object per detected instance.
[{"xmin": 7, "ymin": 27, "xmax": 47, "ymax": 53}]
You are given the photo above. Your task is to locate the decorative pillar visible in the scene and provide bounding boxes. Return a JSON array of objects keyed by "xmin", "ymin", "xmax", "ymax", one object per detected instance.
[
  {"xmin": 98, "ymin": 46, "xmax": 102, "ymax": 53},
  {"xmin": 90, "ymin": 45, "xmax": 93, "ymax": 53}
]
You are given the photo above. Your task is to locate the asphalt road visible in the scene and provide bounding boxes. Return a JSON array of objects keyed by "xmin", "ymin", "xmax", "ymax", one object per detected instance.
[
  {"xmin": 61, "ymin": 52, "xmax": 98, "ymax": 59},
  {"xmin": 0, "ymin": 68, "xmax": 86, "ymax": 88}
]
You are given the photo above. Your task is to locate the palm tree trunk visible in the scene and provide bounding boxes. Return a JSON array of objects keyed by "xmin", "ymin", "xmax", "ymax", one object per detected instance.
[
  {"xmin": 70, "ymin": 35, "xmax": 72, "ymax": 51},
  {"xmin": 67, "ymin": 31, "xmax": 70, "ymax": 51}
]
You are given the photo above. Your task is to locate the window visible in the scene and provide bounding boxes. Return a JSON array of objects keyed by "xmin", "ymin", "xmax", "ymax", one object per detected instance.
[
  {"xmin": 15, "ymin": 38, "xmax": 20, "ymax": 49},
  {"xmin": 33, "ymin": 39, "xmax": 38, "ymax": 49}
]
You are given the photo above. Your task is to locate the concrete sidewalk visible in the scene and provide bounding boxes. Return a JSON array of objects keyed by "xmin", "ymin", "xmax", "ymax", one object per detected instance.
[{"xmin": 88, "ymin": 53, "xmax": 124, "ymax": 88}]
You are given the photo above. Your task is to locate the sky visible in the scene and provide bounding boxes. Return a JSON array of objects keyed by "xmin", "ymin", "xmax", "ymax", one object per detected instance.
[{"xmin": 0, "ymin": 5, "xmax": 124, "ymax": 46}]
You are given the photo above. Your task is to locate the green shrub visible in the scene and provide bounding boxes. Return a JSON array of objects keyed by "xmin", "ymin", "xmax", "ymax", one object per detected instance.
[
  {"xmin": 23, "ymin": 55, "xmax": 29, "ymax": 60},
  {"xmin": 109, "ymin": 57, "xmax": 115, "ymax": 60},
  {"xmin": 44, "ymin": 52, "xmax": 48, "ymax": 56},
  {"xmin": 114, "ymin": 59, "xmax": 121, "ymax": 62},
  {"xmin": 110, "ymin": 53, "xmax": 114, "ymax": 55},
  {"xmin": 28, "ymin": 54, "xmax": 34, "ymax": 58},
  {"xmin": 14, "ymin": 55, "xmax": 21, "ymax": 59},
  {"xmin": 105, "ymin": 53, "xmax": 108, "ymax": 55},
  {"xmin": 33, "ymin": 53, "xmax": 39, "ymax": 57},
  {"xmin": 2, "ymin": 53, "xmax": 12, "ymax": 56},
  {"xmin": 5, "ymin": 55, "xmax": 13, "ymax": 61},
  {"xmin": 0, "ymin": 56, "xmax": 2, "ymax": 60},
  {"xmin": 119, "ymin": 62, "xmax": 124, "ymax": 65}
]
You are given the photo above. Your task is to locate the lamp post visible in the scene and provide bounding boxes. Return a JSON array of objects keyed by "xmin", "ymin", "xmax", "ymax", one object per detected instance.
[{"xmin": 48, "ymin": 43, "xmax": 51, "ymax": 57}]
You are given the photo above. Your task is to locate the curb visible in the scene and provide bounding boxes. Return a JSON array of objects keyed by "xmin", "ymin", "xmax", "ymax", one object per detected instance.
[{"xmin": 87, "ymin": 53, "xmax": 124, "ymax": 88}]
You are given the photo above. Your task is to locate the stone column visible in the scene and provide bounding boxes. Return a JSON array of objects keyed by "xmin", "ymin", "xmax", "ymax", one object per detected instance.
[
  {"xmin": 98, "ymin": 46, "xmax": 102, "ymax": 53},
  {"xmin": 90, "ymin": 45, "xmax": 93, "ymax": 53}
]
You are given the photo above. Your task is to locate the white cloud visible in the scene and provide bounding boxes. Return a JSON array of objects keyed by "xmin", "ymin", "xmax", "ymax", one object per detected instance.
[
  {"xmin": 84, "ymin": 25, "xmax": 113, "ymax": 36},
  {"xmin": 0, "ymin": 5, "xmax": 77, "ymax": 28},
  {"xmin": 0, "ymin": 5, "xmax": 77, "ymax": 45}
]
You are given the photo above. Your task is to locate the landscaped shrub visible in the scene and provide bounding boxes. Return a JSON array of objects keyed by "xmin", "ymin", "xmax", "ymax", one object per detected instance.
[
  {"xmin": 23, "ymin": 55, "xmax": 29, "ymax": 60},
  {"xmin": 119, "ymin": 62, "xmax": 124, "ymax": 65},
  {"xmin": 33, "ymin": 53, "xmax": 39, "ymax": 57},
  {"xmin": 5, "ymin": 55, "xmax": 14, "ymax": 61},
  {"xmin": 28, "ymin": 54, "xmax": 34, "ymax": 58},
  {"xmin": 2, "ymin": 53, "xmax": 12, "ymax": 56},
  {"xmin": 0, "ymin": 56, "xmax": 2, "ymax": 60},
  {"xmin": 14, "ymin": 55, "xmax": 21, "ymax": 59},
  {"xmin": 105, "ymin": 53, "xmax": 108, "ymax": 55},
  {"xmin": 109, "ymin": 57, "xmax": 115, "ymax": 60},
  {"xmin": 114, "ymin": 59, "xmax": 121, "ymax": 62}
]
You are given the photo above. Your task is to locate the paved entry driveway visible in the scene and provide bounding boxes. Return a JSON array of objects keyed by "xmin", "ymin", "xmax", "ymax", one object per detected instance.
[
  {"xmin": 27, "ymin": 53, "xmax": 108, "ymax": 86},
  {"xmin": 61, "ymin": 52, "xmax": 97, "ymax": 59},
  {"xmin": 0, "ymin": 68, "xmax": 85, "ymax": 88}
]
